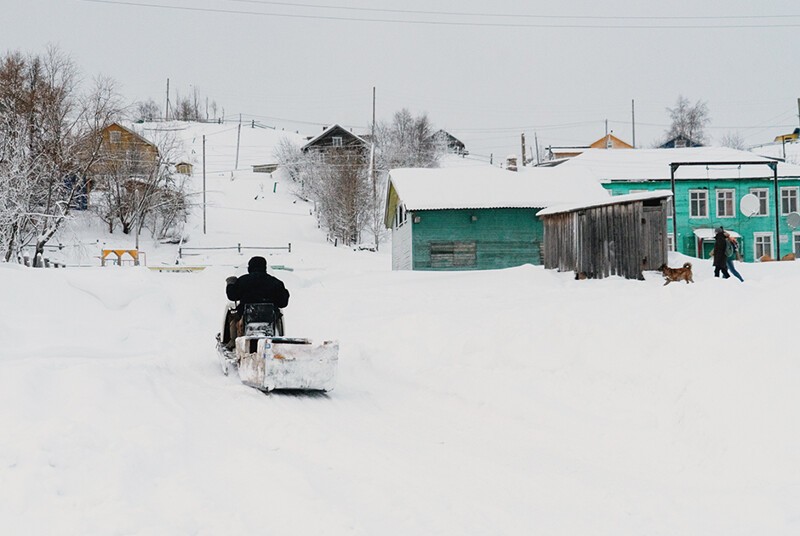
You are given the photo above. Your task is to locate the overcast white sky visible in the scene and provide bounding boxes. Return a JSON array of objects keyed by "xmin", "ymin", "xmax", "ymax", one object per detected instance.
[{"xmin": 4, "ymin": 0, "xmax": 800, "ymax": 160}]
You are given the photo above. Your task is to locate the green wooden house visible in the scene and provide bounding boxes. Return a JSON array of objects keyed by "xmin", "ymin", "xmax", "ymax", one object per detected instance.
[
  {"xmin": 384, "ymin": 166, "xmax": 609, "ymax": 271},
  {"xmin": 557, "ymin": 148, "xmax": 800, "ymax": 262}
]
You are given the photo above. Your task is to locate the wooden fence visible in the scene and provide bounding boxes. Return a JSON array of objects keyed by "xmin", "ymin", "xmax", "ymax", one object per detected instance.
[{"xmin": 178, "ymin": 243, "xmax": 291, "ymax": 259}]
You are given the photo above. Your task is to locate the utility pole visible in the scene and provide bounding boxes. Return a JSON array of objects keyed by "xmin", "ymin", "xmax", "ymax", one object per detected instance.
[
  {"xmin": 371, "ymin": 86, "xmax": 376, "ymax": 196},
  {"xmin": 521, "ymin": 133, "xmax": 527, "ymax": 166},
  {"xmin": 235, "ymin": 119, "xmax": 242, "ymax": 170},
  {"xmin": 631, "ymin": 99, "xmax": 636, "ymax": 148},
  {"xmin": 165, "ymin": 78, "xmax": 170, "ymax": 121},
  {"xmin": 371, "ymin": 86, "xmax": 378, "ymax": 250},
  {"xmin": 202, "ymin": 135, "xmax": 207, "ymax": 234},
  {"xmin": 534, "ymin": 132, "xmax": 540, "ymax": 165}
]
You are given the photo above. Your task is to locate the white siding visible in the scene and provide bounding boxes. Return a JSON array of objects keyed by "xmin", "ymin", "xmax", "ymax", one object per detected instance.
[{"xmin": 392, "ymin": 219, "xmax": 413, "ymax": 270}]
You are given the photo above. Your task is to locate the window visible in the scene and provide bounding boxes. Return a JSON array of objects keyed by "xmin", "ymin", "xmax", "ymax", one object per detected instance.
[
  {"xmin": 689, "ymin": 190, "xmax": 708, "ymax": 218},
  {"xmin": 674, "ymin": 139, "xmax": 687, "ymax": 148},
  {"xmin": 109, "ymin": 130, "xmax": 121, "ymax": 144},
  {"xmin": 754, "ymin": 233, "xmax": 774, "ymax": 260},
  {"xmin": 750, "ymin": 188, "xmax": 769, "ymax": 216},
  {"xmin": 794, "ymin": 232, "xmax": 800, "ymax": 257},
  {"xmin": 667, "ymin": 233, "xmax": 675, "ymax": 252},
  {"xmin": 395, "ymin": 204, "xmax": 408, "ymax": 228},
  {"xmin": 781, "ymin": 187, "xmax": 799, "ymax": 215},
  {"xmin": 430, "ymin": 241, "xmax": 477, "ymax": 268},
  {"xmin": 716, "ymin": 189, "xmax": 735, "ymax": 218},
  {"xmin": 332, "ymin": 136, "xmax": 343, "ymax": 147}
]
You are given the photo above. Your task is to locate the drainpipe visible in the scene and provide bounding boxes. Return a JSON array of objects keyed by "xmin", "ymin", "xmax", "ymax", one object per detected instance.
[
  {"xmin": 771, "ymin": 162, "xmax": 781, "ymax": 259},
  {"xmin": 670, "ymin": 164, "xmax": 678, "ymax": 251}
]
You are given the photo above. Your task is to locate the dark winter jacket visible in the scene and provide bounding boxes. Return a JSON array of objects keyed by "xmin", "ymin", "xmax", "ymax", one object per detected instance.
[
  {"xmin": 712, "ymin": 233, "xmax": 728, "ymax": 268},
  {"xmin": 226, "ymin": 270, "xmax": 290, "ymax": 312}
]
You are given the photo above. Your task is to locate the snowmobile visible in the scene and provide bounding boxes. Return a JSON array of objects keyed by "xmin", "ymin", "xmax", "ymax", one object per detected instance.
[{"xmin": 215, "ymin": 302, "xmax": 338, "ymax": 392}]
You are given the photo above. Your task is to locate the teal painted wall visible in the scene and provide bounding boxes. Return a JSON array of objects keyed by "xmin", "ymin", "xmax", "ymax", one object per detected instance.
[
  {"xmin": 410, "ymin": 208, "xmax": 543, "ymax": 270},
  {"xmin": 604, "ymin": 179, "xmax": 800, "ymax": 262}
]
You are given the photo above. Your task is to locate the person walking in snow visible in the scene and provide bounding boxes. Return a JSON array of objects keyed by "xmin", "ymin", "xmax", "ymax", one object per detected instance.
[
  {"xmin": 712, "ymin": 226, "xmax": 730, "ymax": 279},
  {"xmin": 725, "ymin": 232, "xmax": 744, "ymax": 282},
  {"xmin": 224, "ymin": 256, "xmax": 290, "ymax": 348}
]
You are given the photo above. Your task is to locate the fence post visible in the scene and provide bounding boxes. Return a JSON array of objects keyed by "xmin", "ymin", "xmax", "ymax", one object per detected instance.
[
  {"xmin": 238, "ymin": 243, "xmax": 241, "ymax": 254},
  {"xmin": 288, "ymin": 243, "xmax": 291, "ymax": 253},
  {"xmin": 22, "ymin": 254, "xmax": 30, "ymax": 267},
  {"xmin": 44, "ymin": 258, "xmax": 50, "ymax": 268},
  {"xmin": 178, "ymin": 247, "xmax": 182, "ymax": 259}
]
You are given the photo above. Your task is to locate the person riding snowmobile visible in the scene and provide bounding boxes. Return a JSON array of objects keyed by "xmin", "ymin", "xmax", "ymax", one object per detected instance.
[{"xmin": 224, "ymin": 256, "xmax": 289, "ymax": 348}]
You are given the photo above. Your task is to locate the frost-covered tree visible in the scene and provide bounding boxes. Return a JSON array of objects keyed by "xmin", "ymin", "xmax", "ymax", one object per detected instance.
[
  {"xmin": 273, "ymin": 136, "xmax": 370, "ymax": 246},
  {"xmin": 373, "ymin": 108, "xmax": 441, "ymax": 171},
  {"xmin": 720, "ymin": 131, "xmax": 746, "ymax": 150},
  {"xmin": 133, "ymin": 99, "xmax": 161, "ymax": 122},
  {"xmin": 664, "ymin": 95, "xmax": 710, "ymax": 145},
  {"xmin": 0, "ymin": 47, "xmax": 123, "ymax": 264},
  {"xmin": 90, "ymin": 127, "xmax": 187, "ymax": 242}
]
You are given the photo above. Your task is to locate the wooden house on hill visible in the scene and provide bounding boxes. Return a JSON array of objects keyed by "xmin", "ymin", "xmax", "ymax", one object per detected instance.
[
  {"xmin": 590, "ymin": 133, "xmax": 633, "ymax": 150},
  {"xmin": 433, "ymin": 130, "xmax": 468, "ymax": 155},
  {"xmin": 659, "ymin": 134, "xmax": 703, "ymax": 149},
  {"xmin": 100, "ymin": 122, "xmax": 160, "ymax": 165},
  {"xmin": 301, "ymin": 124, "xmax": 367, "ymax": 154},
  {"xmin": 545, "ymin": 133, "xmax": 633, "ymax": 162},
  {"xmin": 82, "ymin": 123, "xmax": 160, "ymax": 206}
]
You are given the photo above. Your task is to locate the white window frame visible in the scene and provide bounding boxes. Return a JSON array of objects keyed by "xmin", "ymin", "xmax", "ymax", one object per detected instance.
[
  {"xmin": 780, "ymin": 187, "xmax": 799, "ymax": 216},
  {"xmin": 754, "ymin": 232, "xmax": 774, "ymax": 260},
  {"xmin": 716, "ymin": 188, "xmax": 736, "ymax": 218},
  {"xmin": 331, "ymin": 136, "xmax": 343, "ymax": 147},
  {"xmin": 749, "ymin": 188, "xmax": 769, "ymax": 217},
  {"xmin": 667, "ymin": 233, "xmax": 675, "ymax": 252},
  {"xmin": 689, "ymin": 189, "xmax": 708, "ymax": 218}
]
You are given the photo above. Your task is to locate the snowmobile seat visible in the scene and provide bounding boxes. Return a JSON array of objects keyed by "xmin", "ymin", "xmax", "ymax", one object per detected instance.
[{"xmin": 243, "ymin": 303, "xmax": 280, "ymax": 337}]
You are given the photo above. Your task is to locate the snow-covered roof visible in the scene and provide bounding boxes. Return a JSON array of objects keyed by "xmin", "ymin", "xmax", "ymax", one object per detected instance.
[
  {"xmin": 301, "ymin": 123, "xmax": 366, "ymax": 149},
  {"xmin": 694, "ymin": 228, "xmax": 741, "ymax": 240},
  {"xmin": 536, "ymin": 190, "xmax": 673, "ymax": 217},
  {"xmin": 558, "ymin": 147, "xmax": 800, "ymax": 181},
  {"xmin": 387, "ymin": 165, "xmax": 610, "ymax": 212}
]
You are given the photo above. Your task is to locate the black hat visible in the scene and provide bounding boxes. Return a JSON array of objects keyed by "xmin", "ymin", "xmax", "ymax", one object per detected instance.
[
  {"xmin": 715, "ymin": 226, "xmax": 724, "ymax": 234},
  {"xmin": 247, "ymin": 256, "xmax": 267, "ymax": 273}
]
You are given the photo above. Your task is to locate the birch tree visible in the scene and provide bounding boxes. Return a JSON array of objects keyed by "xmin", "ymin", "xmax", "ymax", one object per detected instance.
[{"xmin": 664, "ymin": 95, "xmax": 710, "ymax": 145}]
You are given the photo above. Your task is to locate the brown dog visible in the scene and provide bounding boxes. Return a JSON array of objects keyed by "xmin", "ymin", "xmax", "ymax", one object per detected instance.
[{"xmin": 658, "ymin": 262, "xmax": 694, "ymax": 285}]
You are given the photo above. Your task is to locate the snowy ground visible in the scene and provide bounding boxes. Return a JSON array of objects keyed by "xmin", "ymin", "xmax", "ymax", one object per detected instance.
[{"xmin": 3, "ymin": 126, "xmax": 800, "ymax": 534}]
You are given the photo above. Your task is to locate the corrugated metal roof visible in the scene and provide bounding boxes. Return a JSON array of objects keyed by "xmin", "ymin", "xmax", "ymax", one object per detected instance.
[
  {"xmin": 558, "ymin": 147, "xmax": 800, "ymax": 181},
  {"xmin": 387, "ymin": 165, "xmax": 610, "ymax": 212},
  {"xmin": 537, "ymin": 190, "xmax": 673, "ymax": 216}
]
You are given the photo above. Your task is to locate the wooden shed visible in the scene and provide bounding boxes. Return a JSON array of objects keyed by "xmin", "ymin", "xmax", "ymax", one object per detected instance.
[{"xmin": 538, "ymin": 191, "xmax": 672, "ymax": 280}]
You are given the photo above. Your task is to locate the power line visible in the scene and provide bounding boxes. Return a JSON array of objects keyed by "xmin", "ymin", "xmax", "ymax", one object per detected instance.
[
  {"xmin": 81, "ymin": 0, "xmax": 800, "ymax": 28},
  {"xmin": 229, "ymin": 0, "xmax": 800, "ymax": 22}
]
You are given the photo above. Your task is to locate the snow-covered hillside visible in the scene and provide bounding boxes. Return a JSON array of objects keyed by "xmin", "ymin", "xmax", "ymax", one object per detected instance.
[{"xmin": 3, "ymin": 123, "xmax": 800, "ymax": 535}]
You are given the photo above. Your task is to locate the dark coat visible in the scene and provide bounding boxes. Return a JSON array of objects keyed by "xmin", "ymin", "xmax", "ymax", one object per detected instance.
[
  {"xmin": 226, "ymin": 271, "xmax": 290, "ymax": 311},
  {"xmin": 712, "ymin": 233, "xmax": 728, "ymax": 268}
]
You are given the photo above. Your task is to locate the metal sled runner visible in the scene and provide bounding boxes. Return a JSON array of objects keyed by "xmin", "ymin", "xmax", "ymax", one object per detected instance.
[{"xmin": 216, "ymin": 303, "xmax": 338, "ymax": 392}]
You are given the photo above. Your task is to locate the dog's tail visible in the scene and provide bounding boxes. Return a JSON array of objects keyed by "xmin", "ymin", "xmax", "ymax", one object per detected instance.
[{"xmin": 683, "ymin": 262, "xmax": 692, "ymax": 269}]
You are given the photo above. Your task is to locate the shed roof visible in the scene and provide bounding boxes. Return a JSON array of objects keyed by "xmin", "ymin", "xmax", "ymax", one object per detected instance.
[
  {"xmin": 387, "ymin": 165, "xmax": 610, "ymax": 212},
  {"xmin": 558, "ymin": 147, "xmax": 800, "ymax": 181},
  {"xmin": 693, "ymin": 228, "xmax": 741, "ymax": 240},
  {"xmin": 536, "ymin": 190, "xmax": 673, "ymax": 217}
]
